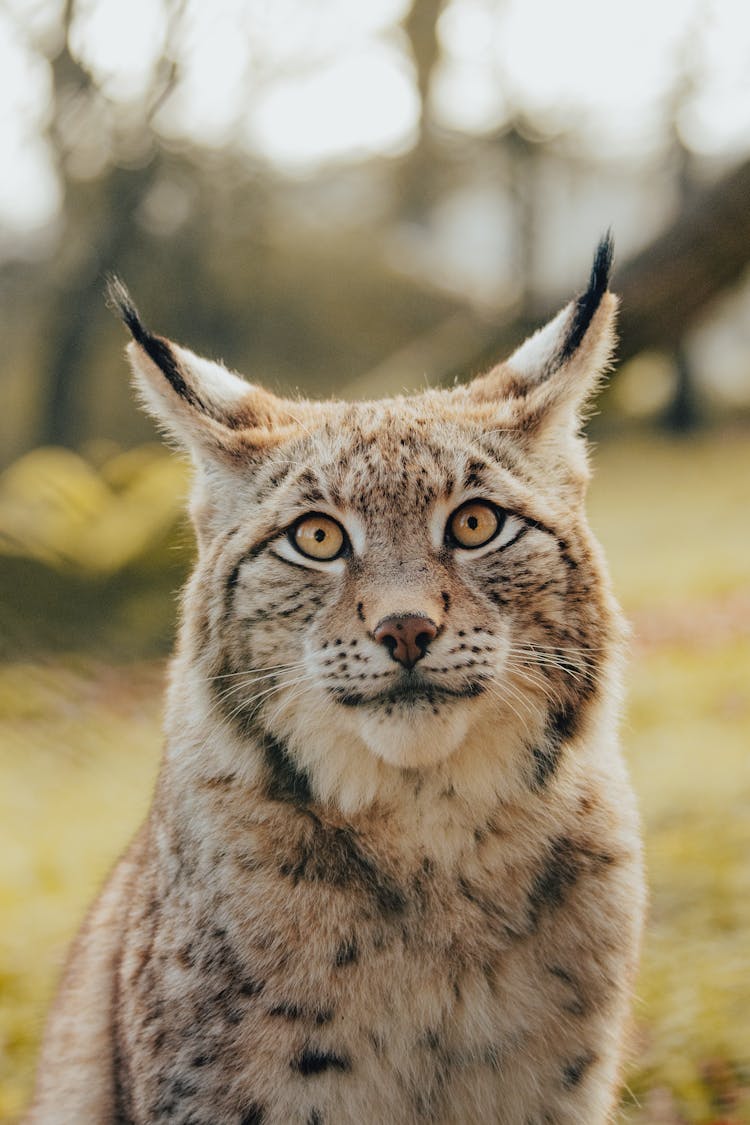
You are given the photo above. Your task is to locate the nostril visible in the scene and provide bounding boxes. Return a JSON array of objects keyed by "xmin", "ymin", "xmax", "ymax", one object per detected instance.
[
  {"xmin": 415, "ymin": 631, "xmax": 432, "ymax": 654},
  {"xmin": 373, "ymin": 614, "xmax": 438, "ymax": 668}
]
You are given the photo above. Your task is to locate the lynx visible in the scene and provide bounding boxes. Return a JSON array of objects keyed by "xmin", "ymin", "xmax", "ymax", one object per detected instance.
[{"xmin": 28, "ymin": 236, "xmax": 644, "ymax": 1124}]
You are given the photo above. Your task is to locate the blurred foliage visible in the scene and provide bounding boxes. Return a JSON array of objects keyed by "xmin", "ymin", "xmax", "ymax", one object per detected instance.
[
  {"xmin": 591, "ymin": 432, "xmax": 750, "ymax": 1125},
  {"xmin": 1, "ymin": 431, "xmax": 749, "ymax": 1121},
  {"xmin": 2, "ymin": 0, "xmax": 750, "ymax": 470},
  {"xmin": 0, "ymin": 660, "xmax": 162, "ymax": 1121},
  {"xmin": 0, "ymin": 443, "xmax": 191, "ymax": 656},
  {"xmin": 624, "ymin": 636, "xmax": 750, "ymax": 1124}
]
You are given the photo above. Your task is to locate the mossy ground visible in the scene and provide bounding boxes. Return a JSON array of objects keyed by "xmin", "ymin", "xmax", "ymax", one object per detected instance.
[{"xmin": 1, "ymin": 431, "xmax": 749, "ymax": 1122}]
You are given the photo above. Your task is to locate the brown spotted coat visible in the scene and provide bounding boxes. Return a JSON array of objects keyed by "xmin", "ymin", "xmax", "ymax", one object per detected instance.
[{"xmin": 28, "ymin": 239, "xmax": 645, "ymax": 1125}]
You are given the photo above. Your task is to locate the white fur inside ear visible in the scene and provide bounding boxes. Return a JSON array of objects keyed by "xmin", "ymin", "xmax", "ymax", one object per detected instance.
[
  {"xmin": 125, "ymin": 339, "xmax": 256, "ymax": 424},
  {"xmin": 124, "ymin": 338, "xmax": 246, "ymax": 460},
  {"xmin": 506, "ymin": 304, "xmax": 572, "ymax": 382},
  {"xmin": 170, "ymin": 345, "xmax": 253, "ymax": 412},
  {"xmin": 126, "ymin": 339, "xmax": 177, "ymax": 420}
]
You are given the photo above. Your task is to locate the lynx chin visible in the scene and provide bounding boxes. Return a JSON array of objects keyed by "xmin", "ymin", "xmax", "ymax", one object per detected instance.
[{"xmin": 28, "ymin": 234, "xmax": 645, "ymax": 1125}]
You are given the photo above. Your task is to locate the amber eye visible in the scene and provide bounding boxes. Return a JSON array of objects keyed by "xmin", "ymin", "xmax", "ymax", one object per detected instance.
[
  {"xmin": 448, "ymin": 500, "xmax": 502, "ymax": 549},
  {"xmin": 291, "ymin": 514, "xmax": 346, "ymax": 561}
]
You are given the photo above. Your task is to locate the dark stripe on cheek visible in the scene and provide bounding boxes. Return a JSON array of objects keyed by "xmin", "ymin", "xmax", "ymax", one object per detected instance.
[
  {"xmin": 528, "ymin": 665, "xmax": 599, "ymax": 791},
  {"xmin": 224, "ymin": 560, "xmax": 244, "ymax": 619},
  {"xmin": 222, "ymin": 530, "xmax": 287, "ymax": 618},
  {"xmin": 522, "ymin": 520, "xmax": 580, "ymax": 571},
  {"xmin": 263, "ymin": 735, "xmax": 313, "ymax": 806}
]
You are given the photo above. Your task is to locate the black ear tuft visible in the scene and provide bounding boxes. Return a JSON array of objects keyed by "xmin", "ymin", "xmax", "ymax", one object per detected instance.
[
  {"xmin": 557, "ymin": 231, "xmax": 614, "ymax": 366},
  {"xmin": 105, "ymin": 275, "xmax": 148, "ymax": 344},
  {"xmin": 104, "ymin": 275, "xmax": 202, "ymax": 409}
]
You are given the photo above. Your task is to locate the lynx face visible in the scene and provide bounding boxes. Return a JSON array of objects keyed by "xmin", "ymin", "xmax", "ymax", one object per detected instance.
[
  {"xmin": 194, "ymin": 405, "xmax": 606, "ymax": 776},
  {"xmin": 110, "ymin": 236, "xmax": 617, "ymax": 792}
]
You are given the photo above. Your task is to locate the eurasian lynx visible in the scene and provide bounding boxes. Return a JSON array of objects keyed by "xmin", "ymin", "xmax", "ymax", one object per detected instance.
[{"xmin": 28, "ymin": 236, "xmax": 644, "ymax": 1124}]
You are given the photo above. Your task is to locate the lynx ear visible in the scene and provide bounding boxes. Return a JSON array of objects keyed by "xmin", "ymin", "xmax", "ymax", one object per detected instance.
[
  {"xmin": 468, "ymin": 234, "xmax": 618, "ymax": 437},
  {"xmin": 106, "ymin": 278, "xmax": 292, "ymax": 459}
]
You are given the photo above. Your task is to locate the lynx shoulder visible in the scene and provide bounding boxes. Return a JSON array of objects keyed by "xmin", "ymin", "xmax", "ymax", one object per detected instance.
[{"xmin": 28, "ymin": 235, "xmax": 645, "ymax": 1125}]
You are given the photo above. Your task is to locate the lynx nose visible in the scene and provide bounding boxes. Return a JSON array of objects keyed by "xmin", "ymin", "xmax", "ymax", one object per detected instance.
[{"xmin": 373, "ymin": 614, "xmax": 438, "ymax": 670}]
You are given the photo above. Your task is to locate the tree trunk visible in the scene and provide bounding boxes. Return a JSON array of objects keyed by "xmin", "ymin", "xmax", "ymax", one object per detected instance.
[
  {"xmin": 436, "ymin": 155, "xmax": 750, "ymax": 387},
  {"xmin": 39, "ymin": 164, "xmax": 156, "ymax": 447}
]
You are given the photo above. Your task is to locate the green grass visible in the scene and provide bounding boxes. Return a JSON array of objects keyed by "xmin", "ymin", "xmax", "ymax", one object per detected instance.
[
  {"xmin": 0, "ymin": 663, "xmax": 162, "ymax": 1120},
  {"xmin": 624, "ymin": 637, "xmax": 750, "ymax": 1123},
  {"xmin": 589, "ymin": 431, "xmax": 750, "ymax": 608},
  {"xmin": 1, "ymin": 431, "xmax": 749, "ymax": 1122}
]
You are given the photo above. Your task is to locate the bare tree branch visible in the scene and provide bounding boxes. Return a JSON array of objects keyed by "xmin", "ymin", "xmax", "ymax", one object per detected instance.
[
  {"xmin": 435, "ymin": 155, "xmax": 750, "ymax": 386},
  {"xmin": 614, "ymin": 156, "xmax": 750, "ymax": 362}
]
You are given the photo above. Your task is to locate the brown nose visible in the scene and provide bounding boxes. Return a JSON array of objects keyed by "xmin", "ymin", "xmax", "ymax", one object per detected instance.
[{"xmin": 373, "ymin": 614, "xmax": 438, "ymax": 669}]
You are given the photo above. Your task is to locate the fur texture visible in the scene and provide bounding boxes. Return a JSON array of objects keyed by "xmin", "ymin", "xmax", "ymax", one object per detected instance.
[{"xmin": 29, "ymin": 237, "xmax": 644, "ymax": 1124}]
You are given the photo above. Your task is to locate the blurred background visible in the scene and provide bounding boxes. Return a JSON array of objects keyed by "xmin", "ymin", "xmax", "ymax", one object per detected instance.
[{"xmin": 1, "ymin": 0, "xmax": 749, "ymax": 1120}]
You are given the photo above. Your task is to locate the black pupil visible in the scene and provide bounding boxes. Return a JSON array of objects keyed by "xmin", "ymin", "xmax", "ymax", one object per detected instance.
[
  {"xmin": 314, "ymin": 528, "xmax": 326, "ymax": 542},
  {"xmin": 468, "ymin": 515, "xmax": 479, "ymax": 530}
]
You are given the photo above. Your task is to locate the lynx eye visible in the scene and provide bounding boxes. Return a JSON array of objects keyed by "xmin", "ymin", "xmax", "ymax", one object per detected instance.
[
  {"xmin": 448, "ymin": 500, "xmax": 502, "ymax": 549},
  {"xmin": 291, "ymin": 514, "xmax": 345, "ymax": 561}
]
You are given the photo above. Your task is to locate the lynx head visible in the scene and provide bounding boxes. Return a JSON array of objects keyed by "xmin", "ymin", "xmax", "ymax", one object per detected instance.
[{"xmin": 109, "ymin": 236, "xmax": 621, "ymax": 808}]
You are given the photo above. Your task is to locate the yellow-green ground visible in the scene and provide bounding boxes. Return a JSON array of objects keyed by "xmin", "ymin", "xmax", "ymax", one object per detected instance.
[{"xmin": 1, "ymin": 432, "xmax": 749, "ymax": 1123}]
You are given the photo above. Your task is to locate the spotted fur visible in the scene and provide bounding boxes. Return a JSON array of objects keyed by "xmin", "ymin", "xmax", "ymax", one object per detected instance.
[{"xmin": 28, "ymin": 237, "xmax": 644, "ymax": 1124}]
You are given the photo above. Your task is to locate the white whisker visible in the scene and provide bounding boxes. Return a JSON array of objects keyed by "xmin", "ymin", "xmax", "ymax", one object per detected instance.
[
  {"xmin": 263, "ymin": 680, "xmax": 318, "ymax": 727},
  {"xmin": 223, "ymin": 673, "xmax": 316, "ymax": 727},
  {"xmin": 212, "ymin": 666, "xmax": 309, "ymax": 701},
  {"xmin": 503, "ymin": 662, "xmax": 567, "ymax": 713},
  {"xmin": 482, "ymin": 680, "xmax": 532, "ymax": 730},
  {"xmin": 207, "ymin": 660, "xmax": 308, "ymax": 681}
]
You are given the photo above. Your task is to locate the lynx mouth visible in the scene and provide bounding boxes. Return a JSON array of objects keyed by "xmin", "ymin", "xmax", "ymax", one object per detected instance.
[{"xmin": 331, "ymin": 675, "xmax": 488, "ymax": 709}]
